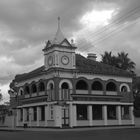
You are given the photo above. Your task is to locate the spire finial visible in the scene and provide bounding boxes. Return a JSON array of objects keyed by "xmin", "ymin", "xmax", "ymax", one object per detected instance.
[
  {"xmin": 53, "ymin": 17, "xmax": 65, "ymax": 44},
  {"xmin": 58, "ymin": 16, "xmax": 60, "ymax": 29}
]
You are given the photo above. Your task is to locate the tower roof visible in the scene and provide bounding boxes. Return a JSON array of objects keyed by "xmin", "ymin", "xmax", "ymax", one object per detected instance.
[{"xmin": 53, "ymin": 17, "xmax": 65, "ymax": 44}]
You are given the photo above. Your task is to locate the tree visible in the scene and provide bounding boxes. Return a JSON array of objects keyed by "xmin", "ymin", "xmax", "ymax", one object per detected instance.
[
  {"xmin": 101, "ymin": 51, "xmax": 114, "ymax": 66},
  {"xmin": 117, "ymin": 52, "xmax": 135, "ymax": 73},
  {"xmin": 101, "ymin": 51, "xmax": 136, "ymax": 73},
  {"xmin": 0, "ymin": 90, "xmax": 2, "ymax": 102}
]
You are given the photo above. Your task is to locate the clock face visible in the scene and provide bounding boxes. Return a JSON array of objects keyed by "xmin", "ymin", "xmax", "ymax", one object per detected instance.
[
  {"xmin": 61, "ymin": 55, "xmax": 69, "ymax": 65},
  {"xmin": 48, "ymin": 56, "xmax": 53, "ymax": 66}
]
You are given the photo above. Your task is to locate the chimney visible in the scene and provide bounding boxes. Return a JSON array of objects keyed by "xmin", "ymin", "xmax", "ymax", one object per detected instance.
[{"xmin": 87, "ymin": 53, "xmax": 97, "ymax": 61}]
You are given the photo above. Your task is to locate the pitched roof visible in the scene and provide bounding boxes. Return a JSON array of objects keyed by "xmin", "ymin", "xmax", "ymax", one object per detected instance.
[
  {"xmin": 76, "ymin": 54, "xmax": 133, "ymax": 77},
  {"xmin": 13, "ymin": 54, "xmax": 133, "ymax": 83}
]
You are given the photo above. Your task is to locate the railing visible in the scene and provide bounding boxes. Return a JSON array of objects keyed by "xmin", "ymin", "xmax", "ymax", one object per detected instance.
[
  {"xmin": 76, "ymin": 90, "xmax": 88, "ymax": 94},
  {"xmin": 47, "ymin": 89, "xmax": 55, "ymax": 101},
  {"xmin": 47, "ymin": 89, "xmax": 72, "ymax": 101},
  {"xmin": 59, "ymin": 89, "xmax": 72, "ymax": 101},
  {"xmin": 106, "ymin": 91, "xmax": 117, "ymax": 95},
  {"xmin": 91, "ymin": 90, "xmax": 103, "ymax": 95}
]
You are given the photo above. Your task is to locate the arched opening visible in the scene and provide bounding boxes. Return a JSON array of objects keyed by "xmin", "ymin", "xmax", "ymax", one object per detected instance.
[
  {"xmin": 25, "ymin": 86, "xmax": 30, "ymax": 94},
  {"xmin": 49, "ymin": 83, "xmax": 54, "ymax": 90},
  {"xmin": 76, "ymin": 80, "xmax": 88, "ymax": 90},
  {"xmin": 61, "ymin": 82, "xmax": 69, "ymax": 89},
  {"xmin": 61, "ymin": 82, "xmax": 70, "ymax": 100},
  {"xmin": 92, "ymin": 81, "xmax": 103, "ymax": 91},
  {"xmin": 121, "ymin": 86, "xmax": 128, "ymax": 92},
  {"xmin": 48, "ymin": 83, "xmax": 54, "ymax": 101},
  {"xmin": 31, "ymin": 84, "xmax": 37, "ymax": 93},
  {"xmin": 106, "ymin": 82, "xmax": 117, "ymax": 91},
  {"xmin": 19, "ymin": 89, "xmax": 24, "ymax": 96},
  {"xmin": 39, "ymin": 82, "xmax": 45, "ymax": 92}
]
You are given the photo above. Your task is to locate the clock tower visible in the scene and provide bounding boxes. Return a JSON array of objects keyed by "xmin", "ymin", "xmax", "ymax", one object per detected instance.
[{"xmin": 43, "ymin": 17, "xmax": 77, "ymax": 71}]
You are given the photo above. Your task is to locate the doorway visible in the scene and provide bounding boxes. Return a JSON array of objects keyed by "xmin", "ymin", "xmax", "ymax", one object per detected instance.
[{"xmin": 62, "ymin": 106, "xmax": 69, "ymax": 127}]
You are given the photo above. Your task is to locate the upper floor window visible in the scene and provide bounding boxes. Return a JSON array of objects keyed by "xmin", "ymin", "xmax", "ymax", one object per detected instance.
[
  {"xmin": 92, "ymin": 81, "xmax": 103, "ymax": 91},
  {"xmin": 76, "ymin": 80, "xmax": 88, "ymax": 90},
  {"xmin": 25, "ymin": 86, "xmax": 30, "ymax": 94},
  {"xmin": 61, "ymin": 82, "xmax": 69, "ymax": 89},
  {"xmin": 121, "ymin": 86, "xmax": 128, "ymax": 92},
  {"xmin": 31, "ymin": 84, "xmax": 37, "ymax": 93},
  {"xmin": 106, "ymin": 82, "xmax": 117, "ymax": 91},
  {"xmin": 39, "ymin": 82, "xmax": 45, "ymax": 92}
]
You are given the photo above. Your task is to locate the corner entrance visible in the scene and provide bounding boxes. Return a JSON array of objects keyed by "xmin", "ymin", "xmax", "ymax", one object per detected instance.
[{"xmin": 62, "ymin": 106, "xmax": 69, "ymax": 127}]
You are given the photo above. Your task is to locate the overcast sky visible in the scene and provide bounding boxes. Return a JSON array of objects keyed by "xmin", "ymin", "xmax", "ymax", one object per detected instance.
[{"xmin": 0, "ymin": 0, "xmax": 140, "ymax": 103}]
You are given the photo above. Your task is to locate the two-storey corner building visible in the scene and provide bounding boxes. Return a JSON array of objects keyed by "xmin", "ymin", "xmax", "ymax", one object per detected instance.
[{"xmin": 10, "ymin": 19, "xmax": 135, "ymax": 128}]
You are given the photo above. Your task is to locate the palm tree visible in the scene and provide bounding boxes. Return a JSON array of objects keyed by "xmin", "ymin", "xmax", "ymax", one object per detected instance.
[
  {"xmin": 101, "ymin": 51, "xmax": 136, "ymax": 73},
  {"xmin": 101, "ymin": 51, "xmax": 113, "ymax": 65},
  {"xmin": 117, "ymin": 52, "xmax": 136, "ymax": 73}
]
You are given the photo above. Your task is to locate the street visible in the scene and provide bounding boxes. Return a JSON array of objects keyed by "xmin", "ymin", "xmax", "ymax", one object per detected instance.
[{"xmin": 0, "ymin": 128, "xmax": 140, "ymax": 140}]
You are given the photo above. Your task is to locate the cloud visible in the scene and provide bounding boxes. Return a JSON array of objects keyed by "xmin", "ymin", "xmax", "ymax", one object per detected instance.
[{"xmin": 0, "ymin": 0, "xmax": 140, "ymax": 102}]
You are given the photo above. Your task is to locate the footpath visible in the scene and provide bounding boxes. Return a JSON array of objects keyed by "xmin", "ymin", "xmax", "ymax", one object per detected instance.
[{"xmin": 0, "ymin": 125, "xmax": 138, "ymax": 132}]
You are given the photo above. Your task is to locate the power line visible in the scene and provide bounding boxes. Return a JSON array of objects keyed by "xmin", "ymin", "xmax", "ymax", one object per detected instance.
[{"xmin": 75, "ymin": 5, "xmax": 140, "ymax": 52}]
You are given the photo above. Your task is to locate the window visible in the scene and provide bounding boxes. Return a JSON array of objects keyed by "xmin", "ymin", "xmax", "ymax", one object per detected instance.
[
  {"xmin": 25, "ymin": 86, "xmax": 30, "ymax": 94},
  {"xmin": 26, "ymin": 108, "xmax": 29, "ymax": 121},
  {"xmin": 20, "ymin": 109, "xmax": 23, "ymax": 121},
  {"xmin": 107, "ymin": 106, "xmax": 116, "ymax": 120},
  {"xmin": 121, "ymin": 86, "xmax": 128, "ymax": 92},
  {"xmin": 92, "ymin": 81, "xmax": 103, "ymax": 91},
  {"xmin": 33, "ymin": 107, "xmax": 37, "ymax": 121},
  {"xmin": 76, "ymin": 80, "xmax": 88, "ymax": 90},
  {"xmin": 40, "ymin": 106, "xmax": 45, "ymax": 121},
  {"xmin": 106, "ymin": 82, "xmax": 117, "ymax": 91},
  {"xmin": 121, "ymin": 106, "xmax": 130, "ymax": 120},
  {"xmin": 32, "ymin": 84, "xmax": 37, "ymax": 93},
  {"xmin": 92, "ymin": 105, "xmax": 102, "ymax": 120},
  {"xmin": 77, "ymin": 105, "xmax": 88, "ymax": 120},
  {"xmin": 39, "ymin": 82, "xmax": 45, "ymax": 92},
  {"xmin": 49, "ymin": 105, "xmax": 54, "ymax": 120}
]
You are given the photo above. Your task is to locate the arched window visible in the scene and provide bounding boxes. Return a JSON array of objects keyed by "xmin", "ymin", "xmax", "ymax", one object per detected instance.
[
  {"xmin": 25, "ymin": 86, "xmax": 30, "ymax": 94},
  {"xmin": 39, "ymin": 82, "xmax": 45, "ymax": 92},
  {"xmin": 19, "ymin": 89, "xmax": 24, "ymax": 95},
  {"xmin": 76, "ymin": 80, "xmax": 88, "ymax": 90},
  {"xmin": 92, "ymin": 81, "xmax": 103, "ymax": 91},
  {"xmin": 32, "ymin": 84, "xmax": 37, "ymax": 93},
  {"xmin": 106, "ymin": 82, "xmax": 117, "ymax": 91},
  {"xmin": 61, "ymin": 82, "xmax": 69, "ymax": 89},
  {"xmin": 121, "ymin": 86, "xmax": 128, "ymax": 92},
  {"xmin": 49, "ymin": 83, "xmax": 54, "ymax": 90}
]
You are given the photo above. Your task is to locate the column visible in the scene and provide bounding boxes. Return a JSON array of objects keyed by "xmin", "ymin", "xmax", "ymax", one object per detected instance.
[
  {"xmin": 117, "ymin": 106, "xmax": 122, "ymax": 125},
  {"xmin": 23, "ymin": 108, "xmax": 26, "ymax": 124},
  {"xmin": 16, "ymin": 109, "xmax": 20, "ymax": 127},
  {"xmin": 129, "ymin": 106, "xmax": 134, "ymax": 125},
  {"xmin": 69, "ymin": 103, "xmax": 74, "ymax": 127},
  {"xmin": 103, "ymin": 105, "xmax": 107, "ymax": 125},
  {"xmin": 73, "ymin": 105, "xmax": 77, "ymax": 127},
  {"xmin": 88, "ymin": 105, "xmax": 93, "ymax": 126},
  {"xmin": 54, "ymin": 105, "xmax": 62, "ymax": 127},
  {"xmin": 37, "ymin": 106, "xmax": 40, "ymax": 127},
  {"xmin": 29, "ymin": 108, "xmax": 32, "ymax": 127},
  {"xmin": 45, "ymin": 105, "xmax": 48, "ymax": 127}
]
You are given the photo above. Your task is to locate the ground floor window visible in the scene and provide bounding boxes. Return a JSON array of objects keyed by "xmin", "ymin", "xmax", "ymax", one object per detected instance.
[
  {"xmin": 121, "ymin": 106, "xmax": 130, "ymax": 120},
  {"xmin": 77, "ymin": 105, "xmax": 88, "ymax": 120},
  {"xmin": 92, "ymin": 105, "xmax": 102, "ymax": 120},
  {"xmin": 40, "ymin": 106, "xmax": 45, "ymax": 121},
  {"xmin": 26, "ymin": 108, "xmax": 29, "ymax": 121},
  {"xmin": 33, "ymin": 107, "xmax": 37, "ymax": 121},
  {"xmin": 49, "ymin": 105, "xmax": 54, "ymax": 120},
  {"xmin": 20, "ymin": 109, "xmax": 23, "ymax": 121},
  {"xmin": 107, "ymin": 105, "xmax": 116, "ymax": 120}
]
